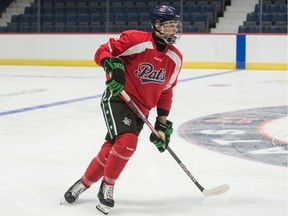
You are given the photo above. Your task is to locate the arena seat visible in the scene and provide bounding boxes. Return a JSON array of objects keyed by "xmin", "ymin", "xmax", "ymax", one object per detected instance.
[
  {"xmin": 1, "ymin": 0, "xmax": 229, "ymax": 33},
  {"xmin": 239, "ymin": 0, "xmax": 287, "ymax": 33}
]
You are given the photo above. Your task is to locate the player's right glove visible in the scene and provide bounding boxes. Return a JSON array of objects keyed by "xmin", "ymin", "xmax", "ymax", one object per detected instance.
[
  {"xmin": 103, "ymin": 57, "xmax": 126, "ymax": 96},
  {"xmin": 149, "ymin": 117, "xmax": 173, "ymax": 153}
]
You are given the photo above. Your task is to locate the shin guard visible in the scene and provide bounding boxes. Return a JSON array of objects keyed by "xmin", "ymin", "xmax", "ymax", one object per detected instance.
[
  {"xmin": 82, "ymin": 141, "xmax": 112, "ymax": 187},
  {"xmin": 104, "ymin": 133, "xmax": 138, "ymax": 185}
]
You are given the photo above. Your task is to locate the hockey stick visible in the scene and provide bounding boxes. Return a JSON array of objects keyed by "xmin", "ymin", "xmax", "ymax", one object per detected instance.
[{"xmin": 120, "ymin": 90, "xmax": 229, "ymax": 196}]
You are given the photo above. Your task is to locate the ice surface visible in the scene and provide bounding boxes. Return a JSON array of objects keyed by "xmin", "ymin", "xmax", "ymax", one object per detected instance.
[{"xmin": 0, "ymin": 66, "xmax": 287, "ymax": 216}]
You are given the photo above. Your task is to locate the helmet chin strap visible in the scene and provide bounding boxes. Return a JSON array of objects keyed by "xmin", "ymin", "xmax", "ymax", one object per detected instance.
[
  {"xmin": 152, "ymin": 31, "xmax": 167, "ymax": 52},
  {"xmin": 153, "ymin": 26, "xmax": 168, "ymax": 45},
  {"xmin": 152, "ymin": 21, "xmax": 181, "ymax": 45}
]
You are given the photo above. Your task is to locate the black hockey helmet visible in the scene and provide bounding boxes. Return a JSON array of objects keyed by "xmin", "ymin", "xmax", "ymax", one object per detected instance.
[
  {"xmin": 149, "ymin": 5, "xmax": 180, "ymax": 24},
  {"xmin": 149, "ymin": 5, "xmax": 182, "ymax": 44}
]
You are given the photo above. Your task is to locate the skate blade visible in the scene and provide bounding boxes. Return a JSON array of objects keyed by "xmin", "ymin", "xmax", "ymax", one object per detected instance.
[
  {"xmin": 60, "ymin": 198, "xmax": 68, "ymax": 205},
  {"xmin": 60, "ymin": 198, "xmax": 77, "ymax": 205},
  {"xmin": 96, "ymin": 203, "xmax": 110, "ymax": 215}
]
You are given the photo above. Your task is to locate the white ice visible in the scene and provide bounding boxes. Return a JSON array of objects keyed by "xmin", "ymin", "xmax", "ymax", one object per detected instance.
[{"xmin": 0, "ymin": 66, "xmax": 287, "ymax": 216}]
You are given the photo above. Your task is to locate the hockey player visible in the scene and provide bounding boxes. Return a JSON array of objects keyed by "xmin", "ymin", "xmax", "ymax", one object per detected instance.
[{"xmin": 62, "ymin": 5, "xmax": 183, "ymax": 215}]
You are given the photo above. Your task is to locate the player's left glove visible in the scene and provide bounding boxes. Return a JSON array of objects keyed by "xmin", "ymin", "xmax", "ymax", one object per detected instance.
[
  {"xmin": 104, "ymin": 57, "xmax": 126, "ymax": 96},
  {"xmin": 149, "ymin": 117, "xmax": 173, "ymax": 153}
]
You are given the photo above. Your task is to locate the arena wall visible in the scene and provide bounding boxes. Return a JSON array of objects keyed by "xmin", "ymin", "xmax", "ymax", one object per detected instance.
[{"xmin": 0, "ymin": 33, "xmax": 286, "ymax": 70}]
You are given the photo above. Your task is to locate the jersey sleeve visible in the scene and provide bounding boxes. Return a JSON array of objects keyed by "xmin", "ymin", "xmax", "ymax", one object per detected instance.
[
  {"xmin": 94, "ymin": 30, "xmax": 143, "ymax": 66},
  {"xmin": 157, "ymin": 48, "xmax": 182, "ymax": 116},
  {"xmin": 156, "ymin": 82, "xmax": 174, "ymax": 116}
]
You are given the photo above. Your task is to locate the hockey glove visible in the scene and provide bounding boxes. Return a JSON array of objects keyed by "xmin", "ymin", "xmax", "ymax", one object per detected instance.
[
  {"xmin": 104, "ymin": 57, "xmax": 126, "ymax": 97},
  {"xmin": 149, "ymin": 117, "xmax": 173, "ymax": 153}
]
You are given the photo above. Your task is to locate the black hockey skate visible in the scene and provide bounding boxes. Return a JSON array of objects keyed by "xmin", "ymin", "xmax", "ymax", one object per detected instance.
[
  {"xmin": 62, "ymin": 179, "xmax": 87, "ymax": 204},
  {"xmin": 96, "ymin": 180, "xmax": 115, "ymax": 215}
]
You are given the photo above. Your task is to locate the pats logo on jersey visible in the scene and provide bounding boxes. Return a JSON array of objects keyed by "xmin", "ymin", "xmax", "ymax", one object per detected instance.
[{"xmin": 134, "ymin": 63, "xmax": 165, "ymax": 84}]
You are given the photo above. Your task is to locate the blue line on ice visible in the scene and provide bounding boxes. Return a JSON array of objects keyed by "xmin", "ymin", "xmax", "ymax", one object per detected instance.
[{"xmin": 0, "ymin": 70, "xmax": 237, "ymax": 116}]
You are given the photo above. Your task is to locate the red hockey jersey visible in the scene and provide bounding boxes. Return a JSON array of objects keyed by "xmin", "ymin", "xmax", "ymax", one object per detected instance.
[{"xmin": 95, "ymin": 30, "xmax": 183, "ymax": 117}]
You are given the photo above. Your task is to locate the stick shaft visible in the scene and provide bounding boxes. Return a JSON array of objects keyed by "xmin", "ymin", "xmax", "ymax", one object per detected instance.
[{"xmin": 120, "ymin": 90, "xmax": 205, "ymax": 192}]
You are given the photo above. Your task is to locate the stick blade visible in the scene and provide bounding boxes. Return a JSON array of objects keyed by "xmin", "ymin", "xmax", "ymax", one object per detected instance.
[{"xmin": 202, "ymin": 184, "xmax": 230, "ymax": 196}]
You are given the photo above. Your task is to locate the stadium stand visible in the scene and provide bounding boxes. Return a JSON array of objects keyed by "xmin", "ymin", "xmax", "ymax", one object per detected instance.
[
  {"xmin": 0, "ymin": 0, "xmax": 230, "ymax": 33},
  {"xmin": 238, "ymin": 0, "xmax": 287, "ymax": 33}
]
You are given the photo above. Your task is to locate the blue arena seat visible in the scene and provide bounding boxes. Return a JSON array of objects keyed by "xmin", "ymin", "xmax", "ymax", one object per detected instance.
[
  {"xmin": 261, "ymin": 13, "xmax": 274, "ymax": 25},
  {"xmin": 67, "ymin": 26, "xmax": 80, "ymax": 32},
  {"xmin": 188, "ymin": 5, "xmax": 203, "ymax": 14},
  {"xmin": 238, "ymin": 25, "xmax": 256, "ymax": 33},
  {"xmin": 281, "ymin": 26, "xmax": 287, "ymax": 33},
  {"xmin": 55, "ymin": 7, "xmax": 66, "ymax": 15},
  {"xmin": 140, "ymin": 13, "xmax": 150, "ymax": 23},
  {"xmin": 255, "ymin": 25, "xmax": 271, "ymax": 33},
  {"xmin": 0, "ymin": 26, "xmax": 9, "ymax": 32},
  {"xmin": 19, "ymin": 14, "xmax": 34, "ymax": 25},
  {"xmin": 139, "ymin": 5, "xmax": 153, "ymax": 13},
  {"xmin": 210, "ymin": 0, "xmax": 225, "ymax": 16},
  {"xmin": 43, "ymin": 7, "xmax": 55, "ymax": 15},
  {"xmin": 42, "ymin": 15, "xmax": 55, "ymax": 26},
  {"xmin": 78, "ymin": 14, "xmax": 91, "ymax": 26},
  {"xmin": 128, "ymin": 13, "xmax": 140, "ymax": 24},
  {"xmin": 183, "ymin": 25, "xmax": 200, "ymax": 32},
  {"xmin": 11, "ymin": 15, "xmax": 21, "ymax": 24},
  {"xmin": 79, "ymin": 26, "xmax": 92, "ymax": 32},
  {"xmin": 78, "ymin": 6, "xmax": 90, "ymax": 15},
  {"xmin": 127, "ymin": 5, "xmax": 141, "ymax": 13},
  {"xmin": 55, "ymin": 15, "xmax": 66, "ymax": 26},
  {"xmin": 56, "ymin": 26, "xmax": 70, "ymax": 32},
  {"xmin": 203, "ymin": 5, "xmax": 218, "ymax": 27},
  {"xmin": 91, "ymin": 25, "xmax": 106, "ymax": 32},
  {"xmin": 193, "ymin": 13, "xmax": 209, "ymax": 32},
  {"xmin": 115, "ymin": 13, "xmax": 129, "ymax": 23},
  {"xmin": 274, "ymin": 13, "xmax": 287, "ymax": 25},
  {"xmin": 90, "ymin": 14, "xmax": 105, "ymax": 23},
  {"xmin": 245, "ymin": 12, "xmax": 259, "ymax": 26},
  {"xmin": 270, "ymin": 25, "xmax": 282, "ymax": 32},
  {"xmin": 110, "ymin": 6, "xmax": 128, "ymax": 14},
  {"xmin": 183, "ymin": 13, "xmax": 195, "ymax": 23},
  {"xmin": 24, "ymin": 7, "xmax": 35, "ymax": 15},
  {"xmin": 66, "ymin": 14, "xmax": 78, "ymax": 26},
  {"xmin": 66, "ymin": 6, "xmax": 78, "ymax": 15},
  {"xmin": 89, "ymin": 6, "xmax": 105, "ymax": 14}
]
